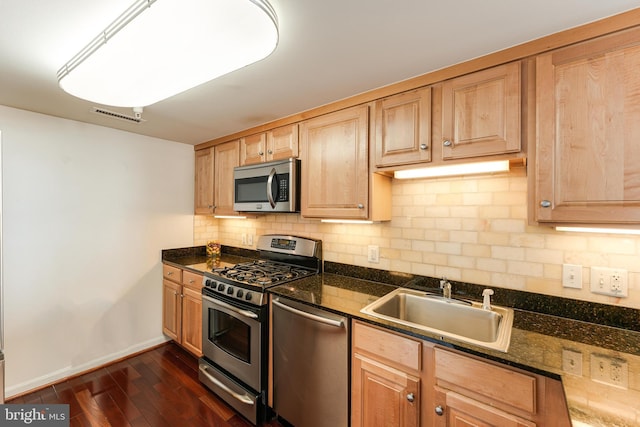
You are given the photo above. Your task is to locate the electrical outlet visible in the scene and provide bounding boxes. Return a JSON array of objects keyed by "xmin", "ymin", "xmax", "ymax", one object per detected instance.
[
  {"xmin": 590, "ymin": 267, "xmax": 628, "ymax": 297},
  {"xmin": 590, "ymin": 354, "xmax": 628, "ymax": 389},
  {"xmin": 562, "ymin": 349, "xmax": 582, "ymax": 376},
  {"xmin": 241, "ymin": 234, "xmax": 247, "ymax": 245},
  {"xmin": 562, "ymin": 264, "xmax": 582, "ymax": 289},
  {"xmin": 367, "ymin": 245, "xmax": 380, "ymax": 263}
]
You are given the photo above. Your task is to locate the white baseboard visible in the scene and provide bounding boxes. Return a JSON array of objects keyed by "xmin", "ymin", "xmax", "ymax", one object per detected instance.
[{"xmin": 5, "ymin": 335, "xmax": 171, "ymax": 399}]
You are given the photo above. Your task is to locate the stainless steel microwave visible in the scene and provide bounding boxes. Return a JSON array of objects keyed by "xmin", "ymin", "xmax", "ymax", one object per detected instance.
[{"xmin": 233, "ymin": 158, "xmax": 300, "ymax": 213}]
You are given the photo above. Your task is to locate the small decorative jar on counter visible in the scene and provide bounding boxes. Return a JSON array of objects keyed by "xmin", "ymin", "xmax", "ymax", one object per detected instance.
[{"xmin": 206, "ymin": 240, "xmax": 221, "ymax": 258}]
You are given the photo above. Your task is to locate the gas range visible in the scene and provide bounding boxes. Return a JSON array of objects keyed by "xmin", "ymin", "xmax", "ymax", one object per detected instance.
[{"xmin": 202, "ymin": 235, "xmax": 322, "ymax": 306}]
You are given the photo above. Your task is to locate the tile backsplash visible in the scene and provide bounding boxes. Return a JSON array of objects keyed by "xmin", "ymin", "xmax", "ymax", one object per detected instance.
[{"xmin": 194, "ymin": 170, "xmax": 640, "ymax": 310}]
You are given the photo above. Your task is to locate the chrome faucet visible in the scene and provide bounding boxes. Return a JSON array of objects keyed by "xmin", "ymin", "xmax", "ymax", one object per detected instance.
[{"xmin": 440, "ymin": 277, "xmax": 452, "ymax": 300}]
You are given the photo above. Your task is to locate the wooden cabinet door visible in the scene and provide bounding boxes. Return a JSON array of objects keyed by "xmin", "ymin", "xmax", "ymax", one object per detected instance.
[
  {"xmin": 213, "ymin": 140, "xmax": 240, "ymax": 215},
  {"xmin": 240, "ymin": 133, "xmax": 267, "ymax": 166},
  {"xmin": 300, "ymin": 105, "xmax": 369, "ymax": 219},
  {"xmin": 535, "ymin": 27, "xmax": 640, "ymax": 224},
  {"xmin": 434, "ymin": 388, "xmax": 535, "ymax": 427},
  {"xmin": 352, "ymin": 353, "xmax": 419, "ymax": 427},
  {"xmin": 442, "ymin": 61, "xmax": 521, "ymax": 160},
  {"xmin": 162, "ymin": 280, "xmax": 182, "ymax": 342},
  {"xmin": 267, "ymin": 123, "xmax": 299, "ymax": 162},
  {"xmin": 194, "ymin": 148, "xmax": 214, "ymax": 214},
  {"xmin": 181, "ymin": 286, "xmax": 203, "ymax": 357},
  {"xmin": 375, "ymin": 87, "xmax": 432, "ymax": 167}
]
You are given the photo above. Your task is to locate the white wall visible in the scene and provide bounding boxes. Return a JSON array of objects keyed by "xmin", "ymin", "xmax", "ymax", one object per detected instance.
[{"xmin": 0, "ymin": 106, "xmax": 194, "ymax": 397}]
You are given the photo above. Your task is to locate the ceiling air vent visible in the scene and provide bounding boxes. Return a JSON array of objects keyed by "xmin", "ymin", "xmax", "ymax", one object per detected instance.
[{"xmin": 92, "ymin": 107, "xmax": 145, "ymax": 124}]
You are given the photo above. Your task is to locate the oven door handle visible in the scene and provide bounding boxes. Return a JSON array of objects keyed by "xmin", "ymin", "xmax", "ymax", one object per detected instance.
[
  {"xmin": 272, "ymin": 298, "xmax": 344, "ymax": 328},
  {"xmin": 198, "ymin": 365, "xmax": 255, "ymax": 405},
  {"xmin": 266, "ymin": 167, "xmax": 277, "ymax": 208},
  {"xmin": 203, "ymin": 295, "xmax": 258, "ymax": 319}
]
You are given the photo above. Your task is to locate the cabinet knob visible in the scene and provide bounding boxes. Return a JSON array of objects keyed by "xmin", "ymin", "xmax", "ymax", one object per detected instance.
[
  {"xmin": 173, "ymin": 291, "xmax": 178, "ymax": 296},
  {"xmin": 406, "ymin": 393, "xmax": 415, "ymax": 403},
  {"xmin": 540, "ymin": 200, "xmax": 551, "ymax": 208},
  {"xmin": 258, "ymin": 151, "xmax": 264, "ymax": 156},
  {"xmin": 419, "ymin": 143, "xmax": 428, "ymax": 150},
  {"xmin": 189, "ymin": 279, "xmax": 194, "ymax": 284},
  {"xmin": 357, "ymin": 203, "xmax": 364, "ymax": 209},
  {"xmin": 443, "ymin": 139, "xmax": 452, "ymax": 147},
  {"xmin": 167, "ymin": 272, "xmax": 173, "ymax": 276},
  {"xmin": 435, "ymin": 405, "xmax": 444, "ymax": 416},
  {"xmin": 268, "ymin": 149, "xmax": 273, "ymax": 154}
]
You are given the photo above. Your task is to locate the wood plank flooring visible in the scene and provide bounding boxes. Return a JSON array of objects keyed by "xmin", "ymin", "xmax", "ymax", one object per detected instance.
[{"xmin": 7, "ymin": 342, "xmax": 283, "ymax": 427}]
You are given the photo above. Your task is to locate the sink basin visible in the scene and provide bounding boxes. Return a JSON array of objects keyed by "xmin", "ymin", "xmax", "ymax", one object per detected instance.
[{"xmin": 360, "ymin": 288, "xmax": 513, "ymax": 352}]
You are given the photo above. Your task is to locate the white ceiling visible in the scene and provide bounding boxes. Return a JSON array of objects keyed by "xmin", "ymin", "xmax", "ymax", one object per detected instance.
[{"xmin": 1, "ymin": 1, "xmax": 638, "ymax": 145}]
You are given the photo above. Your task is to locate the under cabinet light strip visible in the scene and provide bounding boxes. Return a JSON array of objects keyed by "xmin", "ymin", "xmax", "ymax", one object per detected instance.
[
  {"xmin": 320, "ymin": 219, "xmax": 374, "ymax": 224},
  {"xmin": 556, "ymin": 226, "xmax": 640, "ymax": 236},
  {"xmin": 394, "ymin": 160, "xmax": 510, "ymax": 179}
]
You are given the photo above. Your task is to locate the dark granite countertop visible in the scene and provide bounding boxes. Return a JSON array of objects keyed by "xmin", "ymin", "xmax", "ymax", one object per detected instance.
[{"xmin": 162, "ymin": 246, "xmax": 640, "ymax": 426}]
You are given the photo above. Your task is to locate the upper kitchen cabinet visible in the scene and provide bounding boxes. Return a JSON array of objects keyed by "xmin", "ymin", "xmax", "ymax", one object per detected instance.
[
  {"xmin": 441, "ymin": 61, "xmax": 521, "ymax": 160},
  {"xmin": 240, "ymin": 124, "xmax": 299, "ymax": 166},
  {"xmin": 534, "ymin": 27, "xmax": 640, "ymax": 224},
  {"xmin": 194, "ymin": 141, "xmax": 239, "ymax": 215},
  {"xmin": 300, "ymin": 105, "xmax": 391, "ymax": 220},
  {"xmin": 374, "ymin": 87, "xmax": 432, "ymax": 167},
  {"xmin": 213, "ymin": 140, "xmax": 240, "ymax": 216},
  {"xmin": 194, "ymin": 147, "xmax": 214, "ymax": 214}
]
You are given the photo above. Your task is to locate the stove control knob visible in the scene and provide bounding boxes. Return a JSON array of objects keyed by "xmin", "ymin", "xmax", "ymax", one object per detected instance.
[
  {"xmin": 245, "ymin": 292, "xmax": 253, "ymax": 301},
  {"xmin": 227, "ymin": 286, "xmax": 234, "ymax": 295},
  {"xmin": 218, "ymin": 284, "xmax": 225, "ymax": 292},
  {"xmin": 205, "ymin": 279, "xmax": 212, "ymax": 287},
  {"xmin": 237, "ymin": 290, "xmax": 244, "ymax": 299}
]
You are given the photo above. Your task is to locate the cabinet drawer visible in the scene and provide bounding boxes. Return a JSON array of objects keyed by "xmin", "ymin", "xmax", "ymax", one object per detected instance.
[
  {"xmin": 353, "ymin": 321, "xmax": 421, "ymax": 372},
  {"xmin": 435, "ymin": 348, "xmax": 536, "ymax": 414},
  {"xmin": 182, "ymin": 270, "xmax": 203, "ymax": 290},
  {"xmin": 163, "ymin": 264, "xmax": 182, "ymax": 282}
]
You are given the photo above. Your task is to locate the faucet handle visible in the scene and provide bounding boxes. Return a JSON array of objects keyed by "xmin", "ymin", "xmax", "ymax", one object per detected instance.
[{"xmin": 482, "ymin": 289, "xmax": 494, "ymax": 311}]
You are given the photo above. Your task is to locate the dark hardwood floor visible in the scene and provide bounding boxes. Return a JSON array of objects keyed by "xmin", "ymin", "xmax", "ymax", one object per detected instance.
[{"xmin": 8, "ymin": 342, "xmax": 283, "ymax": 427}]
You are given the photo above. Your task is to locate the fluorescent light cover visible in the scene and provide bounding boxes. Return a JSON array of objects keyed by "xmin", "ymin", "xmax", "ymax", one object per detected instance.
[
  {"xmin": 394, "ymin": 160, "xmax": 510, "ymax": 179},
  {"xmin": 57, "ymin": 0, "xmax": 278, "ymax": 107},
  {"xmin": 320, "ymin": 219, "xmax": 374, "ymax": 224},
  {"xmin": 214, "ymin": 215, "xmax": 247, "ymax": 219},
  {"xmin": 556, "ymin": 226, "xmax": 640, "ymax": 236}
]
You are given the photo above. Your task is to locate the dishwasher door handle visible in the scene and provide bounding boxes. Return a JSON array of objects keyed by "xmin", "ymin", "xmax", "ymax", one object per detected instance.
[{"xmin": 273, "ymin": 298, "xmax": 344, "ymax": 328}]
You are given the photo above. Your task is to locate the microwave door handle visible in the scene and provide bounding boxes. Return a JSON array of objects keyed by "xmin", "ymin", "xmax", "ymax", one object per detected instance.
[{"xmin": 266, "ymin": 168, "xmax": 277, "ymax": 208}]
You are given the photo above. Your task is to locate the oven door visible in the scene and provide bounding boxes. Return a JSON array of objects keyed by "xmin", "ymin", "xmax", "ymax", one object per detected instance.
[{"xmin": 201, "ymin": 293, "xmax": 264, "ymax": 391}]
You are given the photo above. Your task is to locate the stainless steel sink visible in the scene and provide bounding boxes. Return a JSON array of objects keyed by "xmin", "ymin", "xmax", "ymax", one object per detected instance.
[{"xmin": 360, "ymin": 288, "xmax": 513, "ymax": 352}]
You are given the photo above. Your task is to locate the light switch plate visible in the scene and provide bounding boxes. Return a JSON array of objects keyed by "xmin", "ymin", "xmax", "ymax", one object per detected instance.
[
  {"xmin": 562, "ymin": 349, "xmax": 582, "ymax": 376},
  {"xmin": 562, "ymin": 264, "xmax": 582, "ymax": 289},
  {"xmin": 367, "ymin": 245, "xmax": 380, "ymax": 263}
]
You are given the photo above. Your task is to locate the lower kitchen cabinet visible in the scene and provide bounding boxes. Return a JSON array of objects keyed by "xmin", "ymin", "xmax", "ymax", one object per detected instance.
[
  {"xmin": 352, "ymin": 321, "xmax": 422, "ymax": 427},
  {"xmin": 351, "ymin": 321, "xmax": 571, "ymax": 427},
  {"xmin": 431, "ymin": 347, "xmax": 570, "ymax": 427},
  {"xmin": 162, "ymin": 264, "xmax": 203, "ymax": 357}
]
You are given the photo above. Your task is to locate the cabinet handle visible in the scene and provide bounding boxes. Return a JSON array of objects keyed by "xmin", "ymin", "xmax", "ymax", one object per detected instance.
[
  {"xmin": 419, "ymin": 143, "xmax": 428, "ymax": 150},
  {"xmin": 173, "ymin": 291, "xmax": 178, "ymax": 296},
  {"xmin": 443, "ymin": 139, "xmax": 452, "ymax": 147},
  {"xmin": 167, "ymin": 272, "xmax": 173, "ymax": 276},
  {"xmin": 406, "ymin": 393, "xmax": 415, "ymax": 403},
  {"xmin": 357, "ymin": 204, "xmax": 364, "ymax": 209},
  {"xmin": 540, "ymin": 200, "xmax": 551, "ymax": 208},
  {"xmin": 435, "ymin": 405, "xmax": 444, "ymax": 416},
  {"xmin": 189, "ymin": 279, "xmax": 195, "ymax": 284}
]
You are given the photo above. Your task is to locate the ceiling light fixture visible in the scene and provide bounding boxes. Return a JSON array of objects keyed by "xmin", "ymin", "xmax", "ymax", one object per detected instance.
[
  {"xmin": 394, "ymin": 160, "xmax": 511, "ymax": 179},
  {"xmin": 57, "ymin": 0, "xmax": 278, "ymax": 107}
]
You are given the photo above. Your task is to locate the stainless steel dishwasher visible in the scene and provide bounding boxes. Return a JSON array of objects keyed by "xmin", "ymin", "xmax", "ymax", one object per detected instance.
[{"xmin": 272, "ymin": 296, "xmax": 349, "ymax": 427}]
